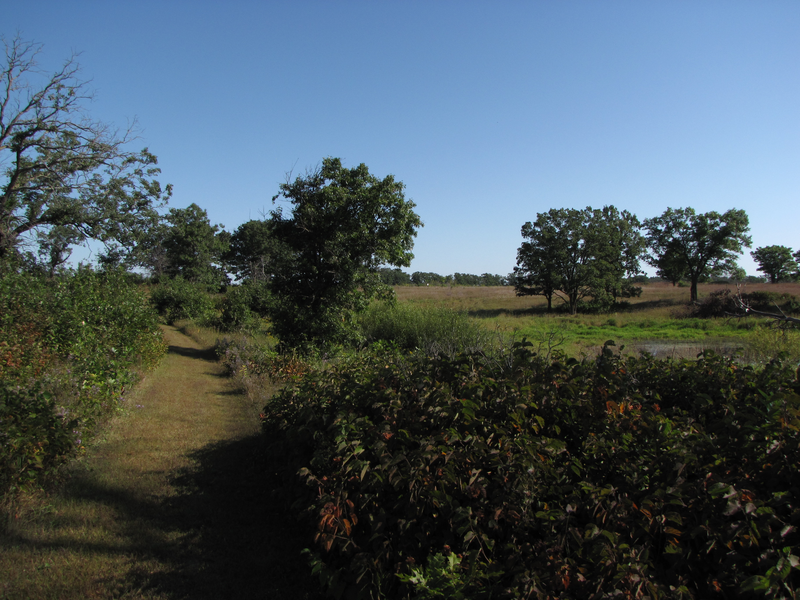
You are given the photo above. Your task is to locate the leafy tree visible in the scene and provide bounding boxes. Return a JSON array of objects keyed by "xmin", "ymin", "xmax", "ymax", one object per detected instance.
[
  {"xmin": 378, "ymin": 267, "xmax": 412, "ymax": 285},
  {"xmin": 453, "ymin": 273, "xmax": 481, "ymax": 286},
  {"xmin": 750, "ymin": 245, "xmax": 797, "ymax": 283},
  {"xmin": 514, "ymin": 206, "xmax": 643, "ymax": 313},
  {"xmin": 267, "ymin": 158, "xmax": 422, "ymax": 350},
  {"xmin": 225, "ymin": 219, "xmax": 284, "ymax": 282},
  {"xmin": 0, "ymin": 36, "xmax": 171, "ymax": 265},
  {"xmin": 644, "ymin": 208, "xmax": 751, "ymax": 302},
  {"xmin": 411, "ymin": 271, "xmax": 446, "ymax": 286},
  {"xmin": 653, "ymin": 240, "xmax": 688, "ymax": 285},
  {"xmin": 588, "ymin": 205, "xmax": 646, "ymax": 303},
  {"xmin": 162, "ymin": 203, "xmax": 228, "ymax": 286}
]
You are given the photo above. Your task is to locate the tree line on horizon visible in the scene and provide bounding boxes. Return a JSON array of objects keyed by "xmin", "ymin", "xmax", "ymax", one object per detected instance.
[{"xmin": 2, "ymin": 35, "xmax": 799, "ymax": 344}]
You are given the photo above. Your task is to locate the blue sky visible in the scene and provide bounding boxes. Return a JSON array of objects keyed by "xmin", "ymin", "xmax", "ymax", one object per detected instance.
[{"xmin": 5, "ymin": 1, "xmax": 799, "ymax": 277}]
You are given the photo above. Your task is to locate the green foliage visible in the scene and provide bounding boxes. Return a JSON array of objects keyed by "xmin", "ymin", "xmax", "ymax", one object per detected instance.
[
  {"xmin": 262, "ymin": 342, "xmax": 800, "ymax": 599},
  {"xmin": 161, "ymin": 203, "xmax": 229, "ymax": 286},
  {"xmin": 0, "ymin": 268, "xmax": 166, "ymax": 495},
  {"xmin": 267, "ymin": 157, "xmax": 422, "ymax": 351},
  {"xmin": 644, "ymin": 208, "xmax": 752, "ymax": 302},
  {"xmin": 742, "ymin": 291, "xmax": 800, "ymax": 314},
  {"xmin": 744, "ymin": 328, "xmax": 800, "ymax": 365},
  {"xmin": 219, "ymin": 281, "xmax": 272, "ymax": 331},
  {"xmin": 358, "ymin": 302, "xmax": 499, "ymax": 358},
  {"xmin": 751, "ymin": 246, "xmax": 797, "ymax": 284},
  {"xmin": 379, "ymin": 267, "xmax": 413, "ymax": 286},
  {"xmin": 514, "ymin": 206, "xmax": 644, "ymax": 313},
  {"xmin": 225, "ymin": 219, "xmax": 285, "ymax": 283},
  {"xmin": 411, "ymin": 272, "xmax": 448, "ymax": 286},
  {"xmin": 0, "ymin": 385, "xmax": 80, "ymax": 494},
  {"xmin": 453, "ymin": 273, "xmax": 508, "ymax": 287},
  {"xmin": 149, "ymin": 277, "xmax": 218, "ymax": 325}
]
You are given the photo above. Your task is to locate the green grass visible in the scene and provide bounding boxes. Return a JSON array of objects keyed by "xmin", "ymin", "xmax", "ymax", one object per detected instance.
[
  {"xmin": 393, "ymin": 282, "xmax": 800, "ymax": 360},
  {"xmin": 0, "ymin": 326, "xmax": 322, "ymax": 600}
]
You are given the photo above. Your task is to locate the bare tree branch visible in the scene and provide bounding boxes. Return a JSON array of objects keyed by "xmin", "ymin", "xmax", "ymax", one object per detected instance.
[{"xmin": 728, "ymin": 284, "xmax": 800, "ymax": 328}]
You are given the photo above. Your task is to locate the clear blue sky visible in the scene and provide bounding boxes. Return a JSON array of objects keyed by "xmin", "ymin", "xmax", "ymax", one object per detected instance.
[{"xmin": 5, "ymin": 1, "xmax": 799, "ymax": 277}]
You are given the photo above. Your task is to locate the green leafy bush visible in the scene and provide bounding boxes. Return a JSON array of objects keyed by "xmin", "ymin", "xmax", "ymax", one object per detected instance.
[
  {"xmin": 0, "ymin": 385, "xmax": 80, "ymax": 493},
  {"xmin": 0, "ymin": 268, "xmax": 166, "ymax": 495},
  {"xmin": 262, "ymin": 343, "xmax": 800, "ymax": 599},
  {"xmin": 219, "ymin": 281, "xmax": 271, "ymax": 331},
  {"xmin": 358, "ymin": 302, "xmax": 499, "ymax": 357},
  {"xmin": 149, "ymin": 277, "xmax": 217, "ymax": 325}
]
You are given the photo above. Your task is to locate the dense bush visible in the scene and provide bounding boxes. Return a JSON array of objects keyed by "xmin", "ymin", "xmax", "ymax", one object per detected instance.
[
  {"xmin": 0, "ymin": 268, "xmax": 166, "ymax": 495},
  {"xmin": 358, "ymin": 302, "xmax": 500, "ymax": 358},
  {"xmin": 687, "ymin": 289, "xmax": 799, "ymax": 320},
  {"xmin": 219, "ymin": 281, "xmax": 271, "ymax": 331},
  {"xmin": 741, "ymin": 291, "xmax": 800, "ymax": 315},
  {"xmin": 262, "ymin": 343, "xmax": 800, "ymax": 599},
  {"xmin": 149, "ymin": 277, "xmax": 218, "ymax": 325}
]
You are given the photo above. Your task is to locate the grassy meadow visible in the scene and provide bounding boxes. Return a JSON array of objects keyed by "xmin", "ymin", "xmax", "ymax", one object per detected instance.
[{"xmin": 394, "ymin": 281, "xmax": 800, "ymax": 361}]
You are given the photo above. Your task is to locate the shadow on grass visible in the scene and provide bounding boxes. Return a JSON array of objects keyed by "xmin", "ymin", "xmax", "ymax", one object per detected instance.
[
  {"xmin": 467, "ymin": 306, "xmax": 554, "ymax": 319},
  {"xmin": 167, "ymin": 344, "xmax": 219, "ymax": 362},
  {"xmin": 135, "ymin": 433, "xmax": 325, "ymax": 600},
  {"xmin": 467, "ymin": 298, "xmax": 683, "ymax": 319},
  {"xmin": 1, "ymin": 437, "xmax": 324, "ymax": 600}
]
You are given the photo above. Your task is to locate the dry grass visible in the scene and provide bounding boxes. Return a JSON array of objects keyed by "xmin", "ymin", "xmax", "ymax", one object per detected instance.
[
  {"xmin": 392, "ymin": 283, "xmax": 800, "ymax": 359},
  {"xmin": 0, "ymin": 326, "xmax": 322, "ymax": 600}
]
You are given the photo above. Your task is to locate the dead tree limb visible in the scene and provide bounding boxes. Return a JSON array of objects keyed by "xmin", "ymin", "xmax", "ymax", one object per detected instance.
[{"xmin": 727, "ymin": 285, "xmax": 800, "ymax": 328}]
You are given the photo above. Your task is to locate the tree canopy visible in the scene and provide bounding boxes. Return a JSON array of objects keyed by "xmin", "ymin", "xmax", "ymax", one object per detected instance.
[
  {"xmin": 267, "ymin": 157, "xmax": 422, "ymax": 350},
  {"xmin": 514, "ymin": 206, "xmax": 644, "ymax": 313},
  {"xmin": 0, "ymin": 36, "xmax": 171, "ymax": 267},
  {"xmin": 644, "ymin": 208, "xmax": 751, "ymax": 302},
  {"xmin": 225, "ymin": 219, "xmax": 284, "ymax": 283},
  {"xmin": 160, "ymin": 203, "xmax": 229, "ymax": 287},
  {"xmin": 751, "ymin": 245, "xmax": 797, "ymax": 283}
]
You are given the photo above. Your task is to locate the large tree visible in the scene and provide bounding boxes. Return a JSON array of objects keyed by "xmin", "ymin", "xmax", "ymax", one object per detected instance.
[
  {"xmin": 644, "ymin": 207, "xmax": 751, "ymax": 302},
  {"xmin": 267, "ymin": 158, "xmax": 422, "ymax": 350},
  {"xmin": 514, "ymin": 206, "xmax": 644, "ymax": 314},
  {"xmin": 160, "ymin": 203, "xmax": 229, "ymax": 287},
  {"xmin": 750, "ymin": 245, "xmax": 797, "ymax": 283},
  {"xmin": 0, "ymin": 36, "xmax": 171, "ymax": 265},
  {"xmin": 225, "ymin": 219, "xmax": 284, "ymax": 282}
]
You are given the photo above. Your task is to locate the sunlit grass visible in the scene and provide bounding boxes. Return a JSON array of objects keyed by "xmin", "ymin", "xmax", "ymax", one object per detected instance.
[
  {"xmin": 392, "ymin": 282, "xmax": 800, "ymax": 360},
  {"xmin": 0, "ymin": 326, "xmax": 320, "ymax": 600}
]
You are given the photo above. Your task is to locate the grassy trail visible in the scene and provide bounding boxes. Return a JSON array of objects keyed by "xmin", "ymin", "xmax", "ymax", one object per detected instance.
[{"xmin": 0, "ymin": 326, "xmax": 321, "ymax": 600}]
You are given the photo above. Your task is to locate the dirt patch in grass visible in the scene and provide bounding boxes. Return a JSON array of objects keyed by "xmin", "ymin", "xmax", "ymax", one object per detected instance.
[{"xmin": 0, "ymin": 326, "xmax": 322, "ymax": 600}]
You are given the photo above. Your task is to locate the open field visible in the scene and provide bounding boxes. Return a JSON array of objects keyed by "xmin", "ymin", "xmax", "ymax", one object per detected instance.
[{"xmin": 395, "ymin": 282, "xmax": 800, "ymax": 359}]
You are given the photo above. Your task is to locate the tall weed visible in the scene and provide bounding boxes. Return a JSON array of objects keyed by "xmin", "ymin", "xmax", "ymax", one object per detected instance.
[{"xmin": 743, "ymin": 326, "xmax": 800, "ymax": 365}]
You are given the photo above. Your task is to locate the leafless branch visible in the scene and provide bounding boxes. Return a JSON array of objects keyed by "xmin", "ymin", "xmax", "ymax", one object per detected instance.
[{"xmin": 728, "ymin": 284, "xmax": 800, "ymax": 328}]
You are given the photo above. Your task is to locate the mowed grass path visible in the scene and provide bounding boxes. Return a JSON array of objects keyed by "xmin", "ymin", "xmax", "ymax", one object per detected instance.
[{"xmin": 0, "ymin": 326, "xmax": 322, "ymax": 600}]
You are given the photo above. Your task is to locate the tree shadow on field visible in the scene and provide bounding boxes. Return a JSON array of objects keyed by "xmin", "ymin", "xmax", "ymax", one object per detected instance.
[
  {"xmin": 119, "ymin": 432, "xmax": 325, "ymax": 600},
  {"xmin": 467, "ymin": 306, "xmax": 553, "ymax": 319},
  {"xmin": 167, "ymin": 345, "xmax": 218, "ymax": 362}
]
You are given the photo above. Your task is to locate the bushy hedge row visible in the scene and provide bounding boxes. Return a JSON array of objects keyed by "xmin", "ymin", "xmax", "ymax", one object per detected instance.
[
  {"xmin": 0, "ymin": 268, "xmax": 166, "ymax": 495},
  {"xmin": 262, "ymin": 343, "xmax": 800, "ymax": 599},
  {"xmin": 357, "ymin": 302, "xmax": 499, "ymax": 358}
]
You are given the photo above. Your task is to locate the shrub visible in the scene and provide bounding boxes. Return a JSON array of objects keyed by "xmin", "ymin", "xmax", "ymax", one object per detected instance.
[
  {"xmin": 358, "ymin": 302, "xmax": 499, "ymax": 357},
  {"xmin": 0, "ymin": 268, "xmax": 166, "ymax": 496},
  {"xmin": 741, "ymin": 291, "xmax": 800, "ymax": 314},
  {"xmin": 262, "ymin": 343, "xmax": 800, "ymax": 599},
  {"xmin": 149, "ymin": 277, "xmax": 217, "ymax": 325},
  {"xmin": 219, "ymin": 281, "xmax": 271, "ymax": 331}
]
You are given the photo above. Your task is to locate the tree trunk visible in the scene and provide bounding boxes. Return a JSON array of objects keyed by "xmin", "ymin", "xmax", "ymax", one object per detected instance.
[{"xmin": 690, "ymin": 276, "xmax": 699, "ymax": 303}]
